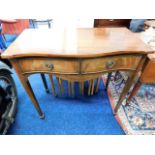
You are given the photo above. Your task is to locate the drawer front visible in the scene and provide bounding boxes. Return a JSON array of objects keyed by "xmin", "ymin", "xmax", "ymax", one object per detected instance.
[
  {"xmin": 81, "ymin": 55, "xmax": 142, "ymax": 73},
  {"xmin": 94, "ymin": 19, "xmax": 131, "ymax": 27},
  {"xmin": 18, "ymin": 58, "xmax": 80, "ymax": 74}
]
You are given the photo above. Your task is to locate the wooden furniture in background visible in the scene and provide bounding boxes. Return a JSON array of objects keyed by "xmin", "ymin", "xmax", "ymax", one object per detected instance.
[
  {"xmin": 94, "ymin": 19, "xmax": 131, "ymax": 28},
  {"xmin": 144, "ymin": 20, "xmax": 155, "ymax": 30},
  {"xmin": 2, "ymin": 28, "xmax": 153, "ymax": 118}
]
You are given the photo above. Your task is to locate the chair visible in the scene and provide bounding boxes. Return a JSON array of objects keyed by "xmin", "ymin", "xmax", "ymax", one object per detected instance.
[
  {"xmin": 30, "ymin": 19, "xmax": 53, "ymax": 29},
  {"xmin": 0, "ymin": 19, "xmax": 50, "ymax": 93}
]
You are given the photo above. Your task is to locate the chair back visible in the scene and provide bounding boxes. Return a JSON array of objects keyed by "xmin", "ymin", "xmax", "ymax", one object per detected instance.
[{"xmin": 1, "ymin": 19, "xmax": 29, "ymax": 34}]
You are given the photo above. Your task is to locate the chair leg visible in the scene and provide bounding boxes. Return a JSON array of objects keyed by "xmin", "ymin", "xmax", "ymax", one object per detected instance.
[
  {"xmin": 56, "ymin": 77, "xmax": 63, "ymax": 96},
  {"xmin": 88, "ymin": 80, "xmax": 92, "ymax": 96},
  {"xmin": 105, "ymin": 72, "xmax": 112, "ymax": 90},
  {"xmin": 1, "ymin": 34, "xmax": 7, "ymax": 49},
  {"xmin": 81, "ymin": 81, "xmax": 84, "ymax": 96},
  {"xmin": 48, "ymin": 22, "xmax": 51, "ymax": 28},
  {"xmin": 71, "ymin": 81, "xmax": 74, "ymax": 97},
  {"xmin": 91, "ymin": 79, "xmax": 95, "ymax": 95},
  {"xmin": 68, "ymin": 81, "xmax": 71, "ymax": 96},
  {"xmin": 79, "ymin": 81, "xmax": 84, "ymax": 95},
  {"xmin": 95, "ymin": 77, "xmax": 100, "ymax": 93},
  {"xmin": 40, "ymin": 74, "xmax": 49, "ymax": 93},
  {"xmin": 49, "ymin": 74, "xmax": 56, "ymax": 96}
]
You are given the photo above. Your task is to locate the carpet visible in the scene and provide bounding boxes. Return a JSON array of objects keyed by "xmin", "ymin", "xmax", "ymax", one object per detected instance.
[
  {"xmin": 102, "ymin": 72, "xmax": 155, "ymax": 135},
  {"xmin": 8, "ymin": 72, "xmax": 124, "ymax": 135}
]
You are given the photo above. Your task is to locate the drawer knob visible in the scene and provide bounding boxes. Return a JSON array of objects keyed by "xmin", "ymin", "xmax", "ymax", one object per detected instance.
[
  {"xmin": 45, "ymin": 63, "xmax": 53, "ymax": 70},
  {"xmin": 106, "ymin": 60, "xmax": 115, "ymax": 69}
]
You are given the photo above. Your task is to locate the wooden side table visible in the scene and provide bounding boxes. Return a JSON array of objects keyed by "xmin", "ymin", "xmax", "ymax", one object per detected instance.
[{"xmin": 2, "ymin": 28, "xmax": 154, "ymax": 118}]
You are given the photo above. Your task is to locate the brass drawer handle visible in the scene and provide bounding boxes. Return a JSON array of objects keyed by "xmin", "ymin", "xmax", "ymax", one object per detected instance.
[
  {"xmin": 106, "ymin": 60, "xmax": 115, "ymax": 69},
  {"xmin": 45, "ymin": 63, "xmax": 53, "ymax": 70},
  {"xmin": 109, "ymin": 19, "xmax": 114, "ymax": 21}
]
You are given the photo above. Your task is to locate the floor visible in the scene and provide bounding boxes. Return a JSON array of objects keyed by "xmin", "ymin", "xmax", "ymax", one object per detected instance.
[
  {"xmin": 2, "ymin": 21, "xmax": 124, "ymax": 134},
  {"xmin": 8, "ymin": 73, "xmax": 125, "ymax": 135}
]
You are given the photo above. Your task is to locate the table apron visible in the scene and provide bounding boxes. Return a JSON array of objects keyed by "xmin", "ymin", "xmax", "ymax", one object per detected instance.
[{"xmin": 15, "ymin": 54, "xmax": 143, "ymax": 76}]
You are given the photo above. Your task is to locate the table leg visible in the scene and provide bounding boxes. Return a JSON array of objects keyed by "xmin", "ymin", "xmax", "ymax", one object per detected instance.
[
  {"xmin": 114, "ymin": 55, "xmax": 146, "ymax": 114},
  {"xmin": 10, "ymin": 60, "xmax": 44, "ymax": 119},
  {"xmin": 18, "ymin": 75, "xmax": 44, "ymax": 118},
  {"xmin": 114, "ymin": 72, "xmax": 135, "ymax": 114},
  {"xmin": 126, "ymin": 80, "xmax": 142, "ymax": 105}
]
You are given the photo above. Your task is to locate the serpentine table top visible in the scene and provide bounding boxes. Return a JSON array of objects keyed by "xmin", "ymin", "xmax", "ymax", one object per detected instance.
[{"xmin": 2, "ymin": 27, "xmax": 154, "ymax": 59}]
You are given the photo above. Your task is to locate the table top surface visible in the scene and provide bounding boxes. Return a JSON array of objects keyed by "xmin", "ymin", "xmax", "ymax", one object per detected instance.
[{"xmin": 2, "ymin": 27, "xmax": 154, "ymax": 59}]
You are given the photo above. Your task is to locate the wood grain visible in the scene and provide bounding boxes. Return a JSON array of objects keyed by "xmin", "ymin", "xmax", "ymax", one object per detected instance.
[{"xmin": 2, "ymin": 28, "xmax": 154, "ymax": 59}]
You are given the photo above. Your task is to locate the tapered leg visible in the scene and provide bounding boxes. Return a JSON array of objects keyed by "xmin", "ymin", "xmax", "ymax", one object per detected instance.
[
  {"xmin": 79, "ymin": 81, "xmax": 84, "ymax": 95},
  {"xmin": 10, "ymin": 60, "xmax": 45, "ymax": 119},
  {"xmin": 91, "ymin": 79, "xmax": 95, "ymax": 95},
  {"xmin": 114, "ymin": 72, "xmax": 136, "ymax": 114},
  {"xmin": 81, "ymin": 81, "xmax": 84, "ymax": 96},
  {"xmin": 114, "ymin": 55, "xmax": 146, "ymax": 114},
  {"xmin": 25, "ymin": 78, "xmax": 45, "ymax": 118},
  {"xmin": 17, "ymin": 76, "xmax": 44, "ymax": 118},
  {"xmin": 56, "ymin": 77, "xmax": 63, "ymax": 96},
  {"xmin": 95, "ymin": 77, "xmax": 100, "ymax": 93},
  {"xmin": 88, "ymin": 80, "xmax": 92, "ymax": 96},
  {"xmin": 40, "ymin": 74, "xmax": 49, "ymax": 93},
  {"xmin": 68, "ymin": 81, "xmax": 71, "ymax": 96},
  {"xmin": 60, "ymin": 79, "xmax": 64, "ymax": 95},
  {"xmin": 71, "ymin": 81, "xmax": 74, "ymax": 97},
  {"xmin": 105, "ymin": 73, "xmax": 112, "ymax": 90},
  {"xmin": 49, "ymin": 74, "xmax": 56, "ymax": 96},
  {"xmin": 126, "ymin": 80, "xmax": 142, "ymax": 105}
]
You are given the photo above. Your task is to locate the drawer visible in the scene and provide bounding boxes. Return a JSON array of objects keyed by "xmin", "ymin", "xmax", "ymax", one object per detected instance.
[
  {"xmin": 81, "ymin": 55, "xmax": 142, "ymax": 73},
  {"xmin": 18, "ymin": 58, "xmax": 80, "ymax": 74},
  {"xmin": 94, "ymin": 19, "xmax": 131, "ymax": 27}
]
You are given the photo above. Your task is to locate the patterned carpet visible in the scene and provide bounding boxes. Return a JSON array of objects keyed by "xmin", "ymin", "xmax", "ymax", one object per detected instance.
[{"xmin": 102, "ymin": 72, "xmax": 155, "ymax": 135}]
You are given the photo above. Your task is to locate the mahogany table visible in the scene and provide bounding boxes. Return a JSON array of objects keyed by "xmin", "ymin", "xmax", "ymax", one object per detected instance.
[{"xmin": 2, "ymin": 28, "xmax": 154, "ymax": 119}]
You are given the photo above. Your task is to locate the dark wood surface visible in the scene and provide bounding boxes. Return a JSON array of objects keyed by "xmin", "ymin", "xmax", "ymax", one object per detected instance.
[
  {"xmin": 94, "ymin": 19, "xmax": 131, "ymax": 28},
  {"xmin": 2, "ymin": 28, "xmax": 153, "ymax": 59}
]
